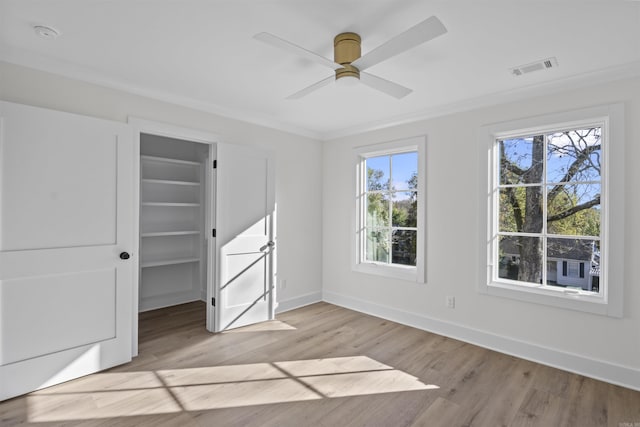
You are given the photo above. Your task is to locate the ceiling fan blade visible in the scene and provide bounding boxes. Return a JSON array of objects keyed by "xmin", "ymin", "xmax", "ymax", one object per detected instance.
[
  {"xmin": 352, "ymin": 16, "xmax": 447, "ymax": 71},
  {"xmin": 254, "ymin": 32, "xmax": 342, "ymax": 70},
  {"xmin": 286, "ymin": 76, "xmax": 334, "ymax": 99},
  {"xmin": 359, "ymin": 72, "xmax": 412, "ymax": 99}
]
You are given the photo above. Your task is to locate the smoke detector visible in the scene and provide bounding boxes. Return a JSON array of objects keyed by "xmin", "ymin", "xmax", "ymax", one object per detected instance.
[
  {"xmin": 511, "ymin": 57, "xmax": 558, "ymax": 76},
  {"xmin": 34, "ymin": 25, "xmax": 61, "ymax": 40}
]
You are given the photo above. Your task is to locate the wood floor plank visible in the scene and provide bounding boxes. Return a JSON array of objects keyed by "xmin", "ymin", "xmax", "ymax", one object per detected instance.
[
  {"xmin": 410, "ymin": 396, "xmax": 463, "ymax": 427},
  {"xmin": 511, "ymin": 387, "xmax": 569, "ymax": 427},
  {"xmin": 607, "ymin": 383, "xmax": 640, "ymax": 427},
  {"xmin": 1, "ymin": 301, "xmax": 639, "ymax": 427}
]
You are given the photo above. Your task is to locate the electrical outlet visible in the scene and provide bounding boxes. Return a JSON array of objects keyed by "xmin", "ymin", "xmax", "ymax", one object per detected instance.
[
  {"xmin": 446, "ymin": 296, "xmax": 455, "ymax": 309},
  {"xmin": 280, "ymin": 279, "xmax": 287, "ymax": 290}
]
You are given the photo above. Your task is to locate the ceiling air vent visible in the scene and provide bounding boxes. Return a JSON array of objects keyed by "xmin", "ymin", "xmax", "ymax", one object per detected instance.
[{"xmin": 511, "ymin": 57, "xmax": 558, "ymax": 76}]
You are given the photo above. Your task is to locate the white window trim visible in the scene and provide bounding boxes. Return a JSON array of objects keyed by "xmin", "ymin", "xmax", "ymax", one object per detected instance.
[
  {"xmin": 478, "ymin": 104, "xmax": 624, "ymax": 317},
  {"xmin": 352, "ymin": 136, "xmax": 427, "ymax": 283}
]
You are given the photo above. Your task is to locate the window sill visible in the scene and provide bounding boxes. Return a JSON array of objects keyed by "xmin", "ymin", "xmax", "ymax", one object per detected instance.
[
  {"xmin": 482, "ymin": 279, "xmax": 620, "ymax": 317},
  {"xmin": 353, "ymin": 262, "xmax": 421, "ymax": 283}
]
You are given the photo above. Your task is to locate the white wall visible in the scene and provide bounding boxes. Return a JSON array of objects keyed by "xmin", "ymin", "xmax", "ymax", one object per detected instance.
[
  {"xmin": 323, "ymin": 76, "xmax": 640, "ymax": 390},
  {"xmin": 0, "ymin": 61, "xmax": 324, "ymax": 311},
  {"xmin": 3, "ymin": 59, "xmax": 639, "ymax": 390}
]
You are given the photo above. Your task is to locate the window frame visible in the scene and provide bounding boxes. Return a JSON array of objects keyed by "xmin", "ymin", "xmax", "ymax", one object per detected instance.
[
  {"xmin": 478, "ymin": 104, "xmax": 624, "ymax": 317},
  {"xmin": 353, "ymin": 136, "xmax": 426, "ymax": 283}
]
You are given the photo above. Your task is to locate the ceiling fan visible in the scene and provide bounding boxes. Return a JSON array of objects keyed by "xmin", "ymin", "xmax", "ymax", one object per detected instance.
[{"xmin": 254, "ymin": 16, "xmax": 447, "ymax": 100}]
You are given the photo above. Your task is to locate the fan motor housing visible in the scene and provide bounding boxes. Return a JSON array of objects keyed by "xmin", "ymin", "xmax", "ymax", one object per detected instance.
[{"xmin": 334, "ymin": 32, "xmax": 361, "ymax": 80}]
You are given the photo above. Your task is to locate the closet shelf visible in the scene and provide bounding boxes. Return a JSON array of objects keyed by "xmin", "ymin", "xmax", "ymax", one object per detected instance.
[
  {"xmin": 141, "ymin": 230, "xmax": 200, "ymax": 237},
  {"xmin": 141, "ymin": 155, "xmax": 200, "ymax": 166},
  {"xmin": 139, "ymin": 136, "xmax": 205, "ymax": 312},
  {"xmin": 141, "ymin": 256, "xmax": 200, "ymax": 268},
  {"xmin": 142, "ymin": 178, "xmax": 200, "ymax": 186},
  {"xmin": 141, "ymin": 202, "xmax": 200, "ymax": 207}
]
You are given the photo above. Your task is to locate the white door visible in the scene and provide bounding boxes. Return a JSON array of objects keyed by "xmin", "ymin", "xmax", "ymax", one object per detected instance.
[
  {"xmin": 0, "ymin": 102, "xmax": 134, "ymax": 401},
  {"xmin": 210, "ymin": 143, "xmax": 275, "ymax": 332}
]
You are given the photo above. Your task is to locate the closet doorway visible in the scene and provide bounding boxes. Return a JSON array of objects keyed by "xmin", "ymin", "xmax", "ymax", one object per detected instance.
[
  {"xmin": 131, "ymin": 119, "xmax": 276, "ymax": 357},
  {"xmin": 139, "ymin": 133, "xmax": 209, "ymax": 312}
]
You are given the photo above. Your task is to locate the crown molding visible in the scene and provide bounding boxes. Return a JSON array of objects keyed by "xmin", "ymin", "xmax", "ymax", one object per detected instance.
[
  {"xmin": 320, "ymin": 60, "xmax": 640, "ymax": 141},
  {"xmin": 3, "ymin": 45, "xmax": 640, "ymax": 143},
  {"xmin": 0, "ymin": 45, "xmax": 323, "ymax": 141}
]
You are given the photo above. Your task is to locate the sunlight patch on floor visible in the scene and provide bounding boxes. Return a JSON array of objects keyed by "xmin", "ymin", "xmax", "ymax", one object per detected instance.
[
  {"xmin": 171, "ymin": 378, "xmax": 321, "ymax": 411},
  {"xmin": 27, "ymin": 388, "xmax": 182, "ymax": 422},
  {"xmin": 32, "ymin": 371, "xmax": 163, "ymax": 394},
  {"xmin": 302, "ymin": 370, "xmax": 438, "ymax": 398},
  {"xmin": 158, "ymin": 363, "xmax": 288, "ymax": 387},
  {"xmin": 27, "ymin": 355, "xmax": 438, "ymax": 421},
  {"xmin": 221, "ymin": 320, "xmax": 297, "ymax": 333},
  {"xmin": 274, "ymin": 355, "xmax": 392, "ymax": 376}
]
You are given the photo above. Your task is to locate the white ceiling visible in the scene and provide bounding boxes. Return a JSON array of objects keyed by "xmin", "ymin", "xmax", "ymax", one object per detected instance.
[{"xmin": 1, "ymin": 0, "xmax": 639, "ymax": 140}]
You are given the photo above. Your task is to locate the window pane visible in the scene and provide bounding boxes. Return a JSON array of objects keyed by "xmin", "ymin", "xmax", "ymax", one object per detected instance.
[
  {"xmin": 547, "ymin": 238, "xmax": 598, "ymax": 291},
  {"xmin": 498, "ymin": 186, "xmax": 543, "ymax": 233},
  {"xmin": 591, "ymin": 240, "xmax": 601, "ymax": 292},
  {"xmin": 392, "ymin": 191, "xmax": 417, "ymax": 227},
  {"xmin": 366, "ymin": 193, "xmax": 389, "ymax": 227},
  {"xmin": 392, "ymin": 230, "xmax": 416, "ymax": 266},
  {"xmin": 547, "ymin": 184, "xmax": 600, "ymax": 236},
  {"xmin": 366, "ymin": 156, "xmax": 390, "ymax": 191},
  {"xmin": 499, "ymin": 136, "xmax": 544, "ymax": 185},
  {"xmin": 547, "ymin": 128, "xmax": 601, "ymax": 183},
  {"xmin": 498, "ymin": 235, "xmax": 542, "ymax": 284},
  {"xmin": 366, "ymin": 228, "xmax": 389, "ymax": 263},
  {"xmin": 391, "ymin": 152, "xmax": 418, "ymax": 191},
  {"xmin": 547, "ymin": 260, "xmax": 557, "ymax": 283}
]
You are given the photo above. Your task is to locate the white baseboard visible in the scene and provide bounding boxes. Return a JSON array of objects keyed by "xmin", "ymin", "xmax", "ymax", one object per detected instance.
[
  {"xmin": 323, "ymin": 290, "xmax": 640, "ymax": 392},
  {"xmin": 276, "ymin": 291, "xmax": 322, "ymax": 314}
]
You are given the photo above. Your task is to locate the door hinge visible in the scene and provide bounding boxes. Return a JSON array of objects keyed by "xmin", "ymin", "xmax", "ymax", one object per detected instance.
[
  {"xmin": 211, "ymin": 297, "xmax": 216, "ymax": 307},
  {"xmin": 213, "ymin": 160, "xmax": 217, "ymax": 169},
  {"xmin": 212, "ymin": 228, "xmax": 216, "ymax": 238}
]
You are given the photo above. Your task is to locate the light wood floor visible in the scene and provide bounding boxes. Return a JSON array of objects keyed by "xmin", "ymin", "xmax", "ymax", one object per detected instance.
[{"xmin": 1, "ymin": 301, "xmax": 639, "ymax": 426}]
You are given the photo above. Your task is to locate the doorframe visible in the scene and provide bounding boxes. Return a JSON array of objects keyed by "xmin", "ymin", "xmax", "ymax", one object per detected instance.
[{"xmin": 128, "ymin": 117, "xmax": 220, "ymax": 357}]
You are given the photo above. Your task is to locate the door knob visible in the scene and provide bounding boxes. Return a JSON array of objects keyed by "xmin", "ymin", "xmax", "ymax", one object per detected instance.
[
  {"xmin": 119, "ymin": 252, "xmax": 130, "ymax": 260},
  {"xmin": 259, "ymin": 241, "xmax": 275, "ymax": 252}
]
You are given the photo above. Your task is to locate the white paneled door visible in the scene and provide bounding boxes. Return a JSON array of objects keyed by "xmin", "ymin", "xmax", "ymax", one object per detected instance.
[
  {"xmin": 0, "ymin": 102, "xmax": 134, "ymax": 401},
  {"xmin": 210, "ymin": 143, "xmax": 275, "ymax": 332}
]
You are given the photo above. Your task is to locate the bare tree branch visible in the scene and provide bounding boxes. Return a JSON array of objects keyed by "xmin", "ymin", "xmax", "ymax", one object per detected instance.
[
  {"xmin": 548, "ymin": 143, "xmax": 600, "ymax": 201},
  {"xmin": 547, "ymin": 196, "xmax": 600, "ymax": 222},
  {"xmin": 501, "ymin": 157, "xmax": 527, "ymax": 178},
  {"xmin": 499, "ymin": 142, "xmax": 527, "ymax": 181}
]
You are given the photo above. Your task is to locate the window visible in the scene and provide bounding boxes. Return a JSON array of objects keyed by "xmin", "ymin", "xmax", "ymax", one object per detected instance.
[
  {"xmin": 562, "ymin": 261, "xmax": 585, "ymax": 279},
  {"xmin": 479, "ymin": 104, "xmax": 624, "ymax": 317},
  {"xmin": 365, "ymin": 152, "xmax": 418, "ymax": 265},
  {"xmin": 497, "ymin": 126, "xmax": 601, "ymax": 290},
  {"xmin": 353, "ymin": 137, "xmax": 426, "ymax": 282},
  {"xmin": 567, "ymin": 262, "xmax": 579, "ymax": 278}
]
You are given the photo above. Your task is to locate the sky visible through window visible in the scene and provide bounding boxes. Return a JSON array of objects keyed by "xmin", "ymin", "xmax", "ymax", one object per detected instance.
[{"xmin": 366, "ymin": 152, "xmax": 417, "ymax": 199}]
